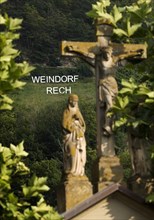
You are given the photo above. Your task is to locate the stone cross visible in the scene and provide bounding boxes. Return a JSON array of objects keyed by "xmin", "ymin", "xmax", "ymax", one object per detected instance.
[{"xmin": 61, "ymin": 21, "xmax": 147, "ymax": 158}]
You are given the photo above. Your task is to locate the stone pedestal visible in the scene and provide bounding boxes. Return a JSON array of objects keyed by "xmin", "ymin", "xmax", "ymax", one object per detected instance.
[
  {"xmin": 57, "ymin": 174, "xmax": 92, "ymax": 213},
  {"xmin": 128, "ymin": 176, "xmax": 154, "ymax": 198},
  {"xmin": 93, "ymin": 156, "xmax": 123, "ymax": 193}
]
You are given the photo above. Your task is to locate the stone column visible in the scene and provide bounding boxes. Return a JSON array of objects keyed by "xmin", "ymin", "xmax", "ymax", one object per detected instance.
[
  {"xmin": 57, "ymin": 175, "xmax": 92, "ymax": 213},
  {"xmin": 93, "ymin": 20, "xmax": 123, "ymax": 192},
  {"xmin": 93, "ymin": 157, "xmax": 123, "ymax": 193}
]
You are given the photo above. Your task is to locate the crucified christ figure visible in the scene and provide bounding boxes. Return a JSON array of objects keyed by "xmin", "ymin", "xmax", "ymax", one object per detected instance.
[{"xmin": 66, "ymin": 45, "xmax": 143, "ymax": 140}]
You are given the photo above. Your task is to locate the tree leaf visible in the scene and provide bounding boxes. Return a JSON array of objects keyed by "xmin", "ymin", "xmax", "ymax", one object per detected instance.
[
  {"xmin": 119, "ymin": 87, "xmax": 133, "ymax": 94},
  {"xmin": 113, "ymin": 28, "xmax": 128, "ymax": 37},
  {"xmin": 10, "ymin": 142, "xmax": 28, "ymax": 157},
  {"xmin": 146, "ymin": 193, "xmax": 154, "ymax": 203},
  {"xmin": 23, "ymin": 176, "xmax": 50, "ymax": 197},
  {"xmin": 86, "ymin": 10, "xmax": 98, "ymax": 18},
  {"xmin": 145, "ymin": 98, "xmax": 154, "ymax": 103},
  {"xmin": 147, "ymin": 91, "xmax": 154, "ymax": 98},
  {"xmin": 112, "ymin": 5, "xmax": 122, "ymax": 24},
  {"xmin": 122, "ymin": 96, "xmax": 129, "ymax": 108},
  {"xmin": 127, "ymin": 19, "xmax": 142, "ymax": 37},
  {"xmin": 0, "ymin": 0, "xmax": 7, "ymax": 4},
  {"xmin": 7, "ymin": 17, "xmax": 23, "ymax": 31},
  {"xmin": 2, "ymin": 46, "xmax": 18, "ymax": 56},
  {"xmin": 11, "ymin": 80, "xmax": 26, "ymax": 89},
  {"xmin": 115, "ymin": 117, "xmax": 127, "ymax": 127},
  {"xmin": 0, "ymin": 15, "xmax": 6, "ymax": 24},
  {"xmin": 121, "ymin": 79, "xmax": 136, "ymax": 89}
]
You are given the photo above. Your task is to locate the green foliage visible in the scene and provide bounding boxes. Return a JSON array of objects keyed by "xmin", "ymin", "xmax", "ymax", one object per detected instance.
[
  {"xmin": 31, "ymin": 159, "xmax": 62, "ymax": 205},
  {"xmin": 115, "ymin": 129, "xmax": 132, "ymax": 182},
  {"xmin": 0, "ymin": 73, "xmax": 96, "ymax": 191},
  {"xmin": 119, "ymin": 150, "xmax": 132, "ymax": 181},
  {"xmin": 87, "ymin": 0, "xmax": 153, "ymax": 41},
  {"xmin": 112, "ymin": 77, "xmax": 154, "ymax": 141},
  {"xmin": 1, "ymin": 0, "xmax": 95, "ymax": 66},
  {"xmin": 0, "ymin": 142, "xmax": 62, "ymax": 220},
  {"xmin": 146, "ymin": 193, "xmax": 154, "ymax": 203},
  {"xmin": 75, "ymin": 61, "xmax": 94, "ymax": 78},
  {"xmin": 0, "ymin": 111, "xmax": 17, "ymax": 146},
  {"xmin": 115, "ymin": 129, "xmax": 128, "ymax": 153},
  {"xmin": 86, "ymin": 147, "xmax": 97, "ymax": 180},
  {"xmin": 0, "ymin": 2, "xmax": 34, "ymax": 110},
  {"xmin": 0, "ymin": 0, "xmax": 7, "ymax": 4},
  {"xmin": 27, "ymin": 63, "xmax": 93, "ymax": 82},
  {"xmin": 78, "ymin": 95, "xmax": 96, "ymax": 149},
  {"xmin": 0, "ymin": 76, "xmax": 96, "ymax": 205},
  {"xmin": 2, "ymin": 0, "xmax": 152, "ymax": 65},
  {"xmin": 114, "ymin": 0, "xmax": 152, "ymax": 39},
  {"xmin": 86, "ymin": 0, "xmax": 122, "ymax": 26},
  {"xmin": 0, "ymin": 1, "xmax": 62, "ymax": 218}
]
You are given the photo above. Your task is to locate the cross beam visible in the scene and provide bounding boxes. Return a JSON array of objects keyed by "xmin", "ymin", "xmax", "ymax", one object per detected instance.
[
  {"xmin": 61, "ymin": 23, "xmax": 147, "ymax": 157},
  {"xmin": 62, "ymin": 41, "xmax": 147, "ymax": 59}
]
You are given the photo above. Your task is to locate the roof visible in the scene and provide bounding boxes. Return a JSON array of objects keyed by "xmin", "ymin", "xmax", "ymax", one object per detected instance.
[{"xmin": 62, "ymin": 183, "xmax": 154, "ymax": 220}]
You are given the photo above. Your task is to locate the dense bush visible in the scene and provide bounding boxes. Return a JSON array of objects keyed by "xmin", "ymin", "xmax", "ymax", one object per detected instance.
[
  {"xmin": 0, "ymin": 142, "xmax": 62, "ymax": 220},
  {"xmin": 0, "ymin": 93, "xmax": 97, "ymax": 203},
  {"xmin": 0, "ymin": 0, "xmax": 34, "ymax": 110},
  {"xmin": 119, "ymin": 150, "xmax": 132, "ymax": 181},
  {"xmin": 30, "ymin": 65, "xmax": 79, "ymax": 78},
  {"xmin": 31, "ymin": 159, "xmax": 62, "ymax": 206},
  {"xmin": 1, "ymin": 0, "xmax": 96, "ymax": 66},
  {"xmin": 0, "ymin": 0, "xmax": 62, "ymax": 216},
  {"xmin": 23, "ymin": 62, "xmax": 94, "ymax": 82},
  {"xmin": 0, "ymin": 111, "xmax": 18, "ymax": 146}
]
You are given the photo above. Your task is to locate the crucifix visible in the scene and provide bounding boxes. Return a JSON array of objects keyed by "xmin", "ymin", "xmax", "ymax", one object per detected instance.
[{"xmin": 61, "ymin": 21, "xmax": 147, "ymax": 159}]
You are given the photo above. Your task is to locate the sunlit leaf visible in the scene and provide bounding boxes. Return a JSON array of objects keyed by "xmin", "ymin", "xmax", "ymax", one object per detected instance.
[
  {"xmin": 0, "ymin": 0, "xmax": 7, "ymax": 4},
  {"xmin": 119, "ymin": 87, "xmax": 133, "ymax": 94},
  {"xmin": 145, "ymin": 98, "xmax": 154, "ymax": 103},
  {"xmin": 147, "ymin": 91, "xmax": 154, "ymax": 98},
  {"xmin": 146, "ymin": 193, "xmax": 154, "ymax": 203},
  {"xmin": 113, "ymin": 28, "xmax": 128, "ymax": 37},
  {"xmin": 127, "ymin": 19, "xmax": 142, "ymax": 37},
  {"xmin": 115, "ymin": 117, "xmax": 127, "ymax": 127},
  {"xmin": 11, "ymin": 80, "xmax": 26, "ymax": 89},
  {"xmin": 112, "ymin": 5, "xmax": 122, "ymax": 24},
  {"xmin": 0, "ymin": 15, "xmax": 6, "ymax": 24},
  {"xmin": 121, "ymin": 79, "xmax": 136, "ymax": 89},
  {"xmin": 10, "ymin": 142, "xmax": 28, "ymax": 157},
  {"xmin": 6, "ymin": 17, "xmax": 23, "ymax": 31}
]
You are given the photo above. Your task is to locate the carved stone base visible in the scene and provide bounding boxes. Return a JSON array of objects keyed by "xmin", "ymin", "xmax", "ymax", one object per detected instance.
[
  {"xmin": 100, "ymin": 135, "xmax": 116, "ymax": 156},
  {"xmin": 128, "ymin": 175, "xmax": 154, "ymax": 198},
  {"xmin": 57, "ymin": 174, "xmax": 92, "ymax": 213},
  {"xmin": 93, "ymin": 156, "xmax": 123, "ymax": 192}
]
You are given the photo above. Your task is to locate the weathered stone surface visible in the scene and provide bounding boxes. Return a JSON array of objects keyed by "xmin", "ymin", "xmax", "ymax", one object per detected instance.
[
  {"xmin": 93, "ymin": 156, "xmax": 123, "ymax": 192},
  {"xmin": 100, "ymin": 135, "xmax": 116, "ymax": 157},
  {"xmin": 57, "ymin": 175, "xmax": 92, "ymax": 213}
]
